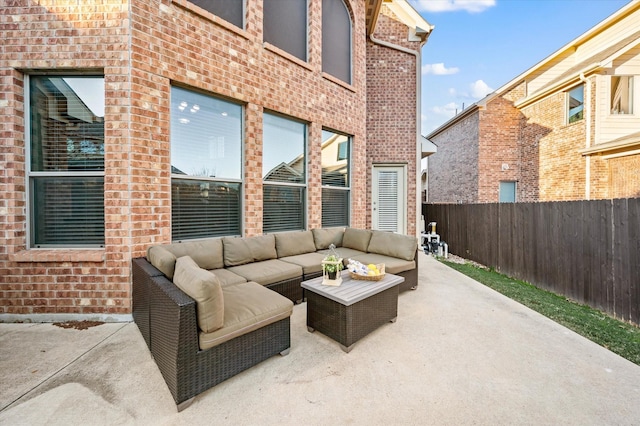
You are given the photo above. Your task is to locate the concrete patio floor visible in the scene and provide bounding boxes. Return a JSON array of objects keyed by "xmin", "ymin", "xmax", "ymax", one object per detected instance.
[{"xmin": 1, "ymin": 252, "xmax": 639, "ymax": 425}]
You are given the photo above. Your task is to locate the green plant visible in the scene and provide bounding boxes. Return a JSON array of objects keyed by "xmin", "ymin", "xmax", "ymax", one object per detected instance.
[{"xmin": 322, "ymin": 255, "xmax": 343, "ymax": 274}]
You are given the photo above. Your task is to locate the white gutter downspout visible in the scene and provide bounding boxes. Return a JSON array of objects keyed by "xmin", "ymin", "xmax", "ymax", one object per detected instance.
[
  {"xmin": 579, "ymin": 73, "xmax": 591, "ymax": 199},
  {"xmin": 369, "ymin": 32, "xmax": 429, "ymax": 238}
]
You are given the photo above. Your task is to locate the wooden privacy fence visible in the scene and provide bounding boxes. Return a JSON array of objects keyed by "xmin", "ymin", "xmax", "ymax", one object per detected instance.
[{"xmin": 424, "ymin": 199, "xmax": 640, "ymax": 326}]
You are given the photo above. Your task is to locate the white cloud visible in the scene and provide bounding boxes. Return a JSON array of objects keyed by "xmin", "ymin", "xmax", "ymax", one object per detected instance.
[
  {"xmin": 411, "ymin": 0, "xmax": 496, "ymax": 13},
  {"xmin": 469, "ymin": 79, "xmax": 493, "ymax": 98},
  {"xmin": 422, "ymin": 63, "xmax": 460, "ymax": 75},
  {"xmin": 430, "ymin": 102, "xmax": 459, "ymax": 117}
]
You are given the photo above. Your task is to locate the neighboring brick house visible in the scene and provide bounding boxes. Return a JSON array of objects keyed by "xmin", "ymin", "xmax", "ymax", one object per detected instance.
[
  {"xmin": 0, "ymin": 0, "xmax": 432, "ymax": 320},
  {"xmin": 427, "ymin": 0, "xmax": 640, "ymax": 203}
]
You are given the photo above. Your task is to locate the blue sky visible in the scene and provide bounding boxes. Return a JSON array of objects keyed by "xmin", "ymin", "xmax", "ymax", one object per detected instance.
[{"xmin": 408, "ymin": 0, "xmax": 633, "ymax": 135}]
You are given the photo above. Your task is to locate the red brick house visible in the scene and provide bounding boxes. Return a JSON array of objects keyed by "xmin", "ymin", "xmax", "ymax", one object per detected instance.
[
  {"xmin": 0, "ymin": 0, "xmax": 432, "ymax": 320},
  {"xmin": 427, "ymin": 0, "xmax": 640, "ymax": 203}
]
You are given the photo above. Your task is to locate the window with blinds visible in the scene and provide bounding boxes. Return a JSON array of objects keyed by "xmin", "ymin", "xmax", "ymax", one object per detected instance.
[
  {"xmin": 377, "ymin": 170, "xmax": 399, "ymax": 232},
  {"xmin": 263, "ymin": 113, "xmax": 306, "ymax": 232},
  {"xmin": 187, "ymin": 0, "xmax": 244, "ymax": 28},
  {"xmin": 28, "ymin": 76, "xmax": 105, "ymax": 247},
  {"xmin": 322, "ymin": 0, "xmax": 352, "ymax": 84},
  {"xmin": 263, "ymin": 0, "xmax": 308, "ymax": 61},
  {"xmin": 321, "ymin": 130, "xmax": 350, "ymax": 227},
  {"xmin": 170, "ymin": 87, "xmax": 243, "ymax": 240}
]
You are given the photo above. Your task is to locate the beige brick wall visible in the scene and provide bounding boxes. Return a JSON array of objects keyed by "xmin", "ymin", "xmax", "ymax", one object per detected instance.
[{"xmin": 1, "ymin": 0, "xmax": 389, "ymax": 316}]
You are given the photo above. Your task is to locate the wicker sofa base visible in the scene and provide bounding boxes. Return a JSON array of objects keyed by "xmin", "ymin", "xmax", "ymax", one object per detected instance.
[
  {"xmin": 133, "ymin": 258, "xmax": 291, "ymax": 410},
  {"xmin": 305, "ymin": 285, "xmax": 399, "ymax": 352}
]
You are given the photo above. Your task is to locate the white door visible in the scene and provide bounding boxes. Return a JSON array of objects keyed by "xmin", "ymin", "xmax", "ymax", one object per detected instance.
[{"xmin": 372, "ymin": 165, "xmax": 406, "ymax": 233}]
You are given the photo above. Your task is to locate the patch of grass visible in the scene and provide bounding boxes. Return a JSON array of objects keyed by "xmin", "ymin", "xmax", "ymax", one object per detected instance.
[{"xmin": 441, "ymin": 259, "xmax": 640, "ymax": 366}]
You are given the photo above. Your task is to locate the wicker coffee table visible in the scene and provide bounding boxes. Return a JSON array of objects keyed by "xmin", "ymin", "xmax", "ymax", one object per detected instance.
[{"xmin": 301, "ymin": 270, "xmax": 404, "ymax": 352}]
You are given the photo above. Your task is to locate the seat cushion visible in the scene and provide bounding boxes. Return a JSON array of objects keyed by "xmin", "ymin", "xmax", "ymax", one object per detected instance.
[
  {"xmin": 279, "ymin": 252, "xmax": 326, "ymax": 275},
  {"xmin": 274, "ymin": 231, "xmax": 317, "ymax": 258},
  {"xmin": 342, "ymin": 228, "xmax": 372, "ymax": 252},
  {"xmin": 173, "ymin": 256, "xmax": 224, "ymax": 333},
  {"xmin": 350, "ymin": 253, "xmax": 416, "ymax": 275},
  {"xmin": 311, "ymin": 227, "xmax": 344, "ymax": 250},
  {"xmin": 367, "ymin": 231, "xmax": 418, "ymax": 261},
  {"xmin": 199, "ymin": 282, "xmax": 293, "ymax": 350},
  {"xmin": 227, "ymin": 259, "xmax": 303, "ymax": 286},
  {"xmin": 208, "ymin": 268, "xmax": 248, "ymax": 287}
]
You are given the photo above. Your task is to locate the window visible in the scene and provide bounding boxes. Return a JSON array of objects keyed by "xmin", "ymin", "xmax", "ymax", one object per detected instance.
[
  {"xmin": 567, "ymin": 84, "xmax": 584, "ymax": 124},
  {"xmin": 28, "ymin": 76, "xmax": 105, "ymax": 247},
  {"xmin": 263, "ymin": 113, "xmax": 306, "ymax": 232},
  {"xmin": 322, "ymin": 0, "xmax": 352, "ymax": 84},
  {"xmin": 263, "ymin": 0, "xmax": 308, "ymax": 61},
  {"xmin": 610, "ymin": 76, "xmax": 633, "ymax": 115},
  {"xmin": 171, "ymin": 87, "xmax": 242, "ymax": 240},
  {"xmin": 187, "ymin": 0, "xmax": 244, "ymax": 28},
  {"xmin": 321, "ymin": 130, "xmax": 350, "ymax": 227},
  {"xmin": 499, "ymin": 181, "xmax": 516, "ymax": 203}
]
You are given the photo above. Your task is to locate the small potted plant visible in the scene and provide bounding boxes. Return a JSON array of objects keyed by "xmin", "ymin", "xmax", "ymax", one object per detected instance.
[
  {"xmin": 322, "ymin": 254, "xmax": 343, "ymax": 280},
  {"xmin": 321, "ymin": 245, "xmax": 343, "ymax": 286}
]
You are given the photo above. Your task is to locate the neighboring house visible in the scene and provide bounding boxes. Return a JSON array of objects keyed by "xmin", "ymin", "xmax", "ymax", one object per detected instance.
[
  {"xmin": 427, "ymin": 0, "xmax": 640, "ymax": 203},
  {"xmin": 0, "ymin": 0, "xmax": 432, "ymax": 319}
]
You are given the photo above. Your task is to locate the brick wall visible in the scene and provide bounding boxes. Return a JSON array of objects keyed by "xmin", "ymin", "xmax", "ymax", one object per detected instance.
[
  {"xmin": 0, "ymin": 0, "xmax": 383, "ymax": 318},
  {"xmin": 427, "ymin": 111, "xmax": 480, "ymax": 203},
  {"xmin": 1, "ymin": 0, "xmax": 132, "ymax": 318},
  {"xmin": 366, "ymin": 8, "xmax": 422, "ymax": 235}
]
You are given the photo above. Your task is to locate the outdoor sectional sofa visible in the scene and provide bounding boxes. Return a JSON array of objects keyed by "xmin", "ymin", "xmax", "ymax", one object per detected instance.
[{"xmin": 132, "ymin": 227, "xmax": 419, "ymax": 410}]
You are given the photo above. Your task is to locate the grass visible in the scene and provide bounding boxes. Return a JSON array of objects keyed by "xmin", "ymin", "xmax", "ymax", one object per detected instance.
[{"xmin": 441, "ymin": 259, "xmax": 640, "ymax": 366}]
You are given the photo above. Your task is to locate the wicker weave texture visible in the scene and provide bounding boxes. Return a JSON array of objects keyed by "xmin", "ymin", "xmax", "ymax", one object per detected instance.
[
  {"xmin": 306, "ymin": 285, "xmax": 399, "ymax": 350},
  {"xmin": 134, "ymin": 258, "xmax": 291, "ymax": 408}
]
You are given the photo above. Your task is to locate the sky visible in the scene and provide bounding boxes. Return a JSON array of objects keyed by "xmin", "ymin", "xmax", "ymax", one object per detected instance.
[{"xmin": 408, "ymin": 0, "xmax": 633, "ymax": 136}]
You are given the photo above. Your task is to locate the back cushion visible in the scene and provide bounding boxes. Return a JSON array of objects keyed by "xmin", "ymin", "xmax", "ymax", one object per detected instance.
[
  {"xmin": 367, "ymin": 231, "xmax": 418, "ymax": 261},
  {"xmin": 173, "ymin": 256, "xmax": 224, "ymax": 333},
  {"xmin": 246, "ymin": 234, "xmax": 278, "ymax": 261},
  {"xmin": 223, "ymin": 234, "xmax": 277, "ymax": 266},
  {"xmin": 275, "ymin": 231, "xmax": 317, "ymax": 257},
  {"xmin": 342, "ymin": 228, "xmax": 372, "ymax": 252},
  {"xmin": 164, "ymin": 239, "xmax": 224, "ymax": 271},
  {"xmin": 147, "ymin": 246, "xmax": 177, "ymax": 279},
  {"xmin": 312, "ymin": 227, "xmax": 344, "ymax": 250},
  {"xmin": 223, "ymin": 237, "xmax": 253, "ymax": 267}
]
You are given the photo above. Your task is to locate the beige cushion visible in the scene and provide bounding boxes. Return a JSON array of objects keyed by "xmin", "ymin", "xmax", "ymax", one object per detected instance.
[
  {"xmin": 367, "ymin": 231, "xmax": 418, "ymax": 261},
  {"xmin": 274, "ymin": 231, "xmax": 317, "ymax": 257},
  {"xmin": 350, "ymin": 253, "xmax": 416, "ymax": 275},
  {"xmin": 147, "ymin": 246, "xmax": 177, "ymax": 279},
  {"xmin": 199, "ymin": 282, "xmax": 293, "ymax": 350},
  {"xmin": 246, "ymin": 234, "xmax": 278, "ymax": 261},
  {"xmin": 279, "ymin": 252, "xmax": 326, "ymax": 275},
  {"xmin": 173, "ymin": 256, "xmax": 224, "ymax": 333},
  {"xmin": 311, "ymin": 227, "xmax": 344, "ymax": 250},
  {"xmin": 207, "ymin": 268, "xmax": 247, "ymax": 287},
  {"xmin": 227, "ymin": 259, "xmax": 302, "ymax": 285},
  {"xmin": 223, "ymin": 235, "xmax": 277, "ymax": 267},
  {"xmin": 342, "ymin": 228, "xmax": 372, "ymax": 252},
  {"xmin": 146, "ymin": 239, "xmax": 224, "ymax": 279}
]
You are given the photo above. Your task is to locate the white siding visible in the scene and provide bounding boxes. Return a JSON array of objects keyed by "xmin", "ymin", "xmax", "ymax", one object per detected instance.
[{"xmin": 595, "ymin": 47, "xmax": 640, "ymax": 144}]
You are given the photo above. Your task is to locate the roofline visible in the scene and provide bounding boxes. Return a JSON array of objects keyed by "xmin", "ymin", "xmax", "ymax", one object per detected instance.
[
  {"xmin": 495, "ymin": 0, "xmax": 640, "ymax": 96},
  {"xmin": 425, "ymin": 92, "xmax": 499, "ymax": 138}
]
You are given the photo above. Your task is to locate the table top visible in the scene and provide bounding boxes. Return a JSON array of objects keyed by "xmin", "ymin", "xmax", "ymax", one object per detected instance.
[{"xmin": 301, "ymin": 270, "xmax": 404, "ymax": 306}]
